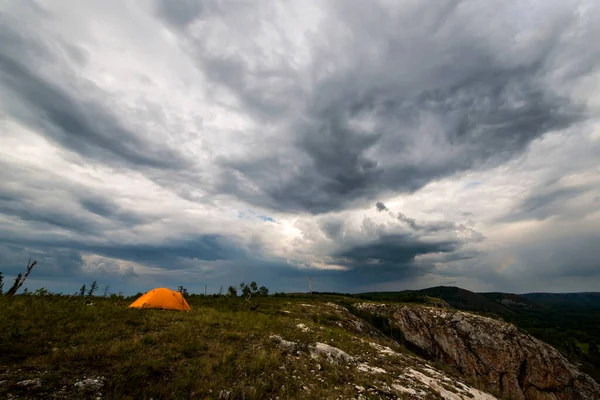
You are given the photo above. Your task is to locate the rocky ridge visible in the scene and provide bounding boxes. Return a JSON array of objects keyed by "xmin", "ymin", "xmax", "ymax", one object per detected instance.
[{"xmin": 355, "ymin": 303, "xmax": 600, "ymax": 400}]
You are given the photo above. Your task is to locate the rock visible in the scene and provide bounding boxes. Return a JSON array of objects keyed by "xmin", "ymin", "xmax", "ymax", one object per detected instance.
[
  {"xmin": 357, "ymin": 363, "xmax": 387, "ymax": 374},
  {"xmin": 270, "ymin": 335, "xmax": 298, "ymax": 352},
  {"xmin": 296, "ymin": 323, "xmax": 310, "ymax": 332},
  {"xmin": 358, "ymin": 303, "xmax": 600, "ymax": 400},
  {"xmin": 74, "ymin": 377, "xmax": 104, "ymax": 391},
  {"xmin": 17, "ymin": 378, "xmax": 41, "ymax": 389},
  {"xmin": 310, "ymin": 342, "xmax": 354, "ymax": 364}
]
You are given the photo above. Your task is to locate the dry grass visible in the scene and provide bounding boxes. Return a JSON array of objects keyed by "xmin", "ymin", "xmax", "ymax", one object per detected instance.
[{"xmin": 0, "ymin": 295, "xmax": 392, "ymax": 400}]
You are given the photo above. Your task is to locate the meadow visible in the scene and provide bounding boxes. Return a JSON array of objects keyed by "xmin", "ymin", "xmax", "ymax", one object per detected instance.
[{"xmin": 0, "ymin": 293, "xmax": 402, "ymax": 400}]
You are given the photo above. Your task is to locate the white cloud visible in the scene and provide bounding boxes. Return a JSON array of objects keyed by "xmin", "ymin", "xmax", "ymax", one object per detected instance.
[{"xmin": 1, "ymin": 0, "xmax": 599, "ymax": 293}]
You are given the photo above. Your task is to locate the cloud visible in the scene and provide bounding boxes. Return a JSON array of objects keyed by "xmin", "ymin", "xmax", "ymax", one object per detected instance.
[
  {"xmin": 160, "ymin": 0, "xmax": 592, "ymax": 213},
  {"xmin": 335, "ymin": 234, "xmax": 455, "ymax": 275},
  {"xmin": 375, "ymin": 202, "xmax": 388, "ymax": 212},
  {"xmin": 79, "ymin": 196, "xmax": 147, "ymax": 225},
  {"xmin": 503, "ymin": 183, "xmax": 596, "ymax": 222},
  {"xmin": 0, "ymin": 26, "xmax": 188, "ymax": 170},
  {"xmin": 396, "ymin": 213, "xmax": 419, "ymax": 231},
  {"xmin": 154, "ymin": 0, "xmax": 211, "ymax": 28},
  {"xmin": 0, "ymin": 0, "xmax": 599, "ymax": 294}
]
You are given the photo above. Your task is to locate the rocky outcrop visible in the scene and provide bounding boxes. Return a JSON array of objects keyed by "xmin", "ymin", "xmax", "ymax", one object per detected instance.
[
  {"xmin": 270, "ymin": 332, "xmax": 498, "ymax": 399},
  {"xmin": 356, "ymin": 303, "xmax": 600, "ymax": 400}
]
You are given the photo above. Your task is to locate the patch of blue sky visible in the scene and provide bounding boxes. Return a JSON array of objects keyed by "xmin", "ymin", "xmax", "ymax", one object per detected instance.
[
  {"xmin": 237, "ymin": 210, "xmax": 275, "ymax": 222},
  {"xmin": 464, "ymin": 181, "xmax": 482, "ymax": 189}
]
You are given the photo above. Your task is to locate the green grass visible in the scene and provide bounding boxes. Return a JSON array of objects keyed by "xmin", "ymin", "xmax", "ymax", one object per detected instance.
[
  {"xmin": 5, "ymin": 291, "xmax": 595, "ymax": 398},
  {"xmin": 0, "ymin": 295, "xmax": 395, "ymax": 400}
]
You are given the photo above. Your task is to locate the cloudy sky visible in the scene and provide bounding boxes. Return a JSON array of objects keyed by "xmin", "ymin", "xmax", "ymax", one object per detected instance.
[{"xmin": 1, "ymin": 0, "xmax": 599, "ymax": 295}]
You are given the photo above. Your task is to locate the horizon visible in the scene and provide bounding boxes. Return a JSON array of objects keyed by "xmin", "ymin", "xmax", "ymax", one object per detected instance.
[
  {"xmin": 9, "ymin": 282, "xmax": 600, "ymax": 298},
  {"xmin": 1, "ymin": 0, "xmax": 600, "ymax": 296}
]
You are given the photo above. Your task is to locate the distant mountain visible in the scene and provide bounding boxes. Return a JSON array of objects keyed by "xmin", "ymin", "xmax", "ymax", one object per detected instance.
[
  {"xmin": 412, "ymin": 286, "xmax": 519, "ymax": 317},
  {"xmin": 522, "ymin": 292, "xmax": 600, "ymax": 311},
  {"xmin": 358, "ymin": 286, "xmax": 523, "ymax": 317},
  {"xmin": 479, "ymin": 291, "xmax": 549, "ymax": 313}
]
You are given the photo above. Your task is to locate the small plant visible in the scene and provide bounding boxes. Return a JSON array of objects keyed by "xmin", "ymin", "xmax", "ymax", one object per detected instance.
[
  {"xmin": 177, "ymin": 286, "xmax": 189, "ymax": 296},
  {"xmin": 239, "ymin": 281, "xmax": 270, "ymax": 298},
  {"xmin": 227, "ymin": 285, "xmax": 238, "ymax": 297},
  {"xmin": 249, "ymin": 281, "xmax": 258, "ymax": 293},
  {"xmin": 33, "ymin": 287, "xmax": 49, "ymax": 296},
  {"xmin": 240, "ymin": 282, "xmax": 252, "ymax": 298}
]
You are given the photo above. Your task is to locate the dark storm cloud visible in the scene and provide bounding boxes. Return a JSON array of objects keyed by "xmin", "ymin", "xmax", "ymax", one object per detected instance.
[
  {"xmin": 502, "ymin": 184, "xmax": 594, "ymax": 222},
  {"xmin": 0, "ymin": 243, "xmax": 141, "ymax": 295},
  {"xmin": 396, "ymin": 213, "xmax": 419, "ymax": 230},
  {"xmin": 0, "ymin": 233, "xmax": 249, "ymax": 295},
  {"xmin": 0, "ymin": 243, "xmax": 84, "ymax": 279},
  {"xmin": 90, "ymin": 235, "xmax": 245, "ymax": 265},
  {"xmin": 504, "ymin": 233, "xmax": 600, "ymax": 284},
  {"xmin": 396, "ymin": 212, "xmax": 484, "ymax": 240},
  {"xmin": 372, "ymin": 203, "xmax": 485, "ymax": 240},
  {"xmin": 159, "ymin": 0, "xmax": 593, "ymax": 213},
  {"xmin": 0, "ymin": 23, "xmax": 188, "ymax": 170},
  {"xmin": 0, "ymin": 234, "xmax": 245, "ymax": 268},
  {"xmin": 0, "ymin": 161, "xmax": 150, "ymax": 234},
  {"xmin": 375, "ymin": 202, "xmax": 388, "ymax": 212},
  {"xmin": 79, "ymin": 197, "xmax": 147, "ymax": 226},
  {"xmin": 230, "ymin": 67, "xmax": 581, "ymax": 213},
  {"xmin": 337, "ymin": 234, "xmax": 457, "ymax": 267},
  {"xmin": 317, "ymin": 218, "xmax": 346, "ymax": 240},
  {"xmin": 0, "ymin": 202, "xmax": 99, "ymax": 235},
  {"xmin": 2, "ymin": 0, "xmax": 600, "ymax": 294},
  {"xmin": 329, "ymin": 234, "xmax": 458, "ymax": 284},
  {"xmin": 154, "ymin": 0, "xmax": 213, "ymax": 27},
  {"xmin": 308, "ymin": 207, "xmax": 486, "ymax": 287}
]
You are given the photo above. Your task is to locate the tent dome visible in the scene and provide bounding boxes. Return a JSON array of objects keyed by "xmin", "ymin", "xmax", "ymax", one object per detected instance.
[{"xmin": 129, "ymin": 288, "xmax": 191, "ymax": 311}]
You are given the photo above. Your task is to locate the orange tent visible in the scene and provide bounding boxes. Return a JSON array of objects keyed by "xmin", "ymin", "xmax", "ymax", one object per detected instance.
[{"xmin": 129, "ymin": 288, "xmax": 191, "ymax": 311}]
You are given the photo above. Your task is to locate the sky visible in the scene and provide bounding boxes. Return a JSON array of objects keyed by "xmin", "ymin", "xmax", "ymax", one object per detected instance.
[{"xmin": 1, "ymin": 0, "xmax": 599, "ymax": 296}]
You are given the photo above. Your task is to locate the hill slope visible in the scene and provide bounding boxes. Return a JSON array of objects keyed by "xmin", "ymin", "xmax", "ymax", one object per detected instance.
[{"xmin": 2, "ymin": 294, "xmax": 599, "ymax": 399}]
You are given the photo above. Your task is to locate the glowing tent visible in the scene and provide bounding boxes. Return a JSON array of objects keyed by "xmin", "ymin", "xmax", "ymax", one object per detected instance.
[{"xmin": 128, "ymin": 288, "xmax": 191, "ymax": 311}]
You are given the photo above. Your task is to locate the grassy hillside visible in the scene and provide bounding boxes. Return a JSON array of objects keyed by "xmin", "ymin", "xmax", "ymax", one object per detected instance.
[
  {"xmin": 0, "ymin": 295, "xmax": 360, "ymax": 399},
  {"xmin": 2, "ymin": 288, "xmax": 598, "ymax": 398},
  {"xmin": 2, "ymin": 293, "xmax": 492, "ymax": 400}
]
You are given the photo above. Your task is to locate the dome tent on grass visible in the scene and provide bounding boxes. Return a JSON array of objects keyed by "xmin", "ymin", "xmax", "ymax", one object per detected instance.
[{"xmin": 128, "ymin": 288, "xmax": 191, "ymax": 311}]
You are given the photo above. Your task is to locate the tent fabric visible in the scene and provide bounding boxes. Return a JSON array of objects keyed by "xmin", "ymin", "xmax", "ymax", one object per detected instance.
[{"xmin": 129, "ymin": 288, "xmax": 191, "ymax": 311}]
